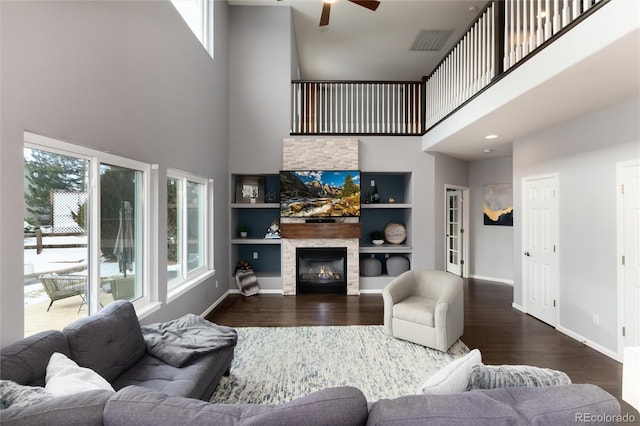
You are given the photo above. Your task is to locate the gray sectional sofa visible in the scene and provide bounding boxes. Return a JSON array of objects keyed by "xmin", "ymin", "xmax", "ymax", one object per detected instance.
[
  {"xmin": 1, "ymin": 300, "xmax": 235, "ymax": 424},
  {"xmin": 0, "ymin": 300, "xmax": 622, "ymax": 425}
]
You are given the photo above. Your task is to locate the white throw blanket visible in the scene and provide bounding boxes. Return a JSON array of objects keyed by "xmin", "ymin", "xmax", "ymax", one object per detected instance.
[{"xmin": 141, "ymin": 314, "xmax": 237, "ymax": 367}]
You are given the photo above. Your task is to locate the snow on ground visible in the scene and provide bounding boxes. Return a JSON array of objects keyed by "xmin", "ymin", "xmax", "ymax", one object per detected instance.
[{"xmin": 24, "ymin": 235, "xmax": 123, "ymax": 305}]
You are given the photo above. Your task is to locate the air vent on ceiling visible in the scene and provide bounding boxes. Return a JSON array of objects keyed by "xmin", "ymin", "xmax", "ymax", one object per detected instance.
[{"xmin": 410, "ymin": 29, "xmax": 454, "ymax": 51}]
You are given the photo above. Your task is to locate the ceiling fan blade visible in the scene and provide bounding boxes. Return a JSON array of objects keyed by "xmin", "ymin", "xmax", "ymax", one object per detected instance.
[
  {"xmin": 319, "ymin": 2, "xmax": 331, "ymax": 26},
  {"xmin": 348, "ymin": 0, "xmax": 380, "ymax": 12}
]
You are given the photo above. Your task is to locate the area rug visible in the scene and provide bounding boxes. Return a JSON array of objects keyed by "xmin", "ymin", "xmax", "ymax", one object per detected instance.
[{"xmin": 209, "ymin": 325, "xmax": 468, "ymax": 404}]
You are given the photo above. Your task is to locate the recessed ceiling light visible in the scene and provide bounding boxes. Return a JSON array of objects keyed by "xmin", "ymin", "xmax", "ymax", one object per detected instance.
[
  {"xmin": 485, "ymin": 134, "xmax": 499, "ymax": 140},
  {"xmin": 483, "ymin": 148, "xmax": 494, "ymax": 154}
]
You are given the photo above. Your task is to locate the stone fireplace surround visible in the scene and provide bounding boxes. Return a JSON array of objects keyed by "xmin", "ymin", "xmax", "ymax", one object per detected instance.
[
  {"xmin": 283, "ymin": 238, "xmax": 359, "ymax": 295},
  {"xmin": 281, "ymin": 138, "xmax": 360, "ymax": 295}
]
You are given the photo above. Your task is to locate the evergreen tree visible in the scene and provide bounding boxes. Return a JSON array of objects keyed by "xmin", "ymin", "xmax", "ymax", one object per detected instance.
[
  {"xmin": 24, "ymin": 148, "xmax": 86, "ymax": 225},
  {"xmin": 341, "ymin": 174, "xmax": 359, "ymax": 197}
]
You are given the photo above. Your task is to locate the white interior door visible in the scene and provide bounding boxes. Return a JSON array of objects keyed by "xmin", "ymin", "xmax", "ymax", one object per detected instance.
[
  {"xmin": 446, "ymin": 189, "xmax": 463, "ymax": 276},
  {"xmin": 619, "ymin": 160, "xmax": 640, "ymax": 349},
  {"xmin": 522, "ymin": 174, "xmax": 559, "ymax": 327}
]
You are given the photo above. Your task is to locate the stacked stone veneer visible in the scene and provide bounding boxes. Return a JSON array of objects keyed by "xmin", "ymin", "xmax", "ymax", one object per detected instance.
[
  {"xmin": 282, "ymin": 138, "xmax": 360, "ymax": 295},
  {"xmin": 283, "ymin": 138, "xmax": 358, "ymax": 170}
]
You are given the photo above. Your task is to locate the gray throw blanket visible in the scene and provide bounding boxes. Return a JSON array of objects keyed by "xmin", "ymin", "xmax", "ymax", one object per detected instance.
[{"xmin": 141, "ymin": 314, "xmax": 237, "ymax": 368}]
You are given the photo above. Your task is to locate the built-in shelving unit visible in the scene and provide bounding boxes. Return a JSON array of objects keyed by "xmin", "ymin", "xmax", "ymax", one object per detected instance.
[
  {"xmin": 229, "ymin": 175, "xmax": 281, "ymax": 290},
  {"xmin": 359, "ymin": 172, "xmax": 413, "ymax": 288},
  {"xmin": 229, "ymin": 171, "xmax": 413, "ymax": 291}
]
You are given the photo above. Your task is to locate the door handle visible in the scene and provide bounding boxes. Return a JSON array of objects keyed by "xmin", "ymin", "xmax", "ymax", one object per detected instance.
[{"xmin": 524, "ymin": 251, "xmax": 531, "ymax": 257}]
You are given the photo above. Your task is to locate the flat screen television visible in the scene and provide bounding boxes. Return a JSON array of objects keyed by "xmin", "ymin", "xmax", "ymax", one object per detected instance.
[{"xmin": 280, "ymin": 170, "xmax": 361, "ymax": 218}]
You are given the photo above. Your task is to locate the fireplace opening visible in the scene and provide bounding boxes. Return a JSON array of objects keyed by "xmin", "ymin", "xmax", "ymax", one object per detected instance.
[{"xmin": 296, "ymin": 247, "xmax": 347, "ymax": 294}]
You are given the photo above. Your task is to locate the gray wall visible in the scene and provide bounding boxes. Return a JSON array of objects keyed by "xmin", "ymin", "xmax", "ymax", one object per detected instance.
[
  {"xmin": 469, "ymin": 157, "xmax": 513, "ymax": 282},
  {"xmin": 0, "ymin": 0, "xmax": 231, "ymax": 346},
  {"xmin": 513, "ymin": 97, "xmax": 640, "ymax": 354},
  {"xmin": 229, "ymin": 5, "xmax": 293, "ymax": 174}
]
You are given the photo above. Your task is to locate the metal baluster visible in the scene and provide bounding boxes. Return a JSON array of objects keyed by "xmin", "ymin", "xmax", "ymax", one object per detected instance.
[{"xmin": 515, "ymin": 0, "xmax": 521, "ymax": 61}]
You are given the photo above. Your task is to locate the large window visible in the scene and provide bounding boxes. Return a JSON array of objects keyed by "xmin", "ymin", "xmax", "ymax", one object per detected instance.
[
  {"xmin": 167, "ymin": 170, "xmax": 213, "ymax": 295},
  {"xmin": 23, "ymin": 133, "xmax": 150, "ymax": 337},
  {"xmin": 171, "ymin": 0, "xmax": 214, "ymax": 58}
]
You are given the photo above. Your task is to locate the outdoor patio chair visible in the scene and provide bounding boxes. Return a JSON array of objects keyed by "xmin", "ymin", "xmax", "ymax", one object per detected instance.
[{"xmin": 38, "ymin": 273, "xmax": 87, "ymax": 313}]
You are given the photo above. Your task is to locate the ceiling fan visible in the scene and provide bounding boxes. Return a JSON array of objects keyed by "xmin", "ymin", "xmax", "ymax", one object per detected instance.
[{"xmin": 319, "ymin": 0, "xmax": 380, "ymax": 27}]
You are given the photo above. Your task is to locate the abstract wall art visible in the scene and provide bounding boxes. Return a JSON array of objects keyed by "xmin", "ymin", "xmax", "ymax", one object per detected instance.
[{"xmin": 483, "ymin": 184, "xmax": 513, "ymax": 226}]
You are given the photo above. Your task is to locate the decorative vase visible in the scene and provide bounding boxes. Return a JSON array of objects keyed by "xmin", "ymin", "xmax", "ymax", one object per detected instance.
[
  {"xmin": 372, "ymin": 239, "xmax": 384, "ymax": 245},
  {"xmin": 240, "ymin": 231, "xmax": 248, "ymax": 238}
]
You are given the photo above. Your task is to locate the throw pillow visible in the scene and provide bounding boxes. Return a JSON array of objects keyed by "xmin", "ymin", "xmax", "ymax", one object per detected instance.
[
  {"xmin": 467, "ymin": 364, "xmax": 572, "ymax": 390},
  {"xmin": 0, "ymin": 380, "xmax": 53, "ymax": 410},
  {"xmin": 235, "ymin": 269, "xmax": 259, "ymax": 296},
  {"xmin": 45, "ymin": 352, "xmax": 115, "ymax": 397},
  {"xmin": 418, "ymin": 348, "xmax": 482, "ymax": 395}
]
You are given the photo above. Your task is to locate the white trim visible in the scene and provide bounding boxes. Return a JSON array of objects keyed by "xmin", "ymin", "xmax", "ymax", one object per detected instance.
[
  {"xmin": 557, "ymin": 325, "xmax": 621, "ymax": 362},
  {"xmin": 170, "ymin": 0, "xmax": 214, "ymax": 59},
  {"xmin": 167, "ymin": 270, "xmax": 216, "ymax": 303},
  {"xmin": 24, "ymin": 131, "xmax": 153, "ymax": 313},
  {"xmin": 166, "ymin": 169, "xmax": 214, "ymax": 295},
  {"xmin": 469, "ymin": 274, "xmax": 514, "ymax": 285},
  {"xmin": 521, "ymin": 172, "xmax": 559, "ymax": 326},
  {"xmin": 617, "ymin": 159, "xmax": 640, "ymax": 360},
  {"xmin": 444, "ymin": 184, "xmax": 470, "ymax": 278},
  {"xmin": 135, "ymin": 301, "xmax": 163, "ymax": 320},
  {"xmin": 227, "ymin": 288, "xmax": 284, "ymax": 295},
  {"xmin": 359, "ymin": 289, "xmax": 384, "ymax": 294},
  {"xmin": 200, "ymin": 290, "xmax": 231, "ymax": 318},
  {"xmin": 512, "ymin": 302, "xmax": 525, "ymax": 312}
]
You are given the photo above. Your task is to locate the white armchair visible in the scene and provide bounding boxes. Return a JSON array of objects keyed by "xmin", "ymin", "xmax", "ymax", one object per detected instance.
[{"xmin": 383, "ymin": 270, "xmax": 464, "ymax": 352}]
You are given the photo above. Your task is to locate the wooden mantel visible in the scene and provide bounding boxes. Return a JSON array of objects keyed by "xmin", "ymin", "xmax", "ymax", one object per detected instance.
[{"xmin": 280, "ymin": 223, "xmax": 361, "ymax": 239}]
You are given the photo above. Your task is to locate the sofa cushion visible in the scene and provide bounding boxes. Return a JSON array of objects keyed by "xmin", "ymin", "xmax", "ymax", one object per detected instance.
[
  {"xmin": 467, "ymin": 364, "xmax": 571, "ymax": 390},
  {"xmin": 104, "ymin": 385, "xmax": 369, "ymax": 426},
  {"xmin": 0, "ymin": 389, "xmax": 112, "ymax": 426},
  {"xmin": 111, "ymin": 347, "xmax": 234, "ymax": 400},
  {"xmin": 368, "ymin": 388, "xmax": 519, "ymax": 426},
  {"xmin": 392, "ymin": 296, "xmax": 436, "ymax": 327},
  {"xmin": 472, "ymin": 384, "xmax": 620, "ymax": 425},
  {"xmin": 45, "ymin": 352, "xmax": 115, "ymax": 396},
  {"xmin": 0, "ymin": 380, "xmax": 53, "ymax": 410},
  {"xmin": 0, "ymin": 330, "xmax": 69, "ymax": 386},
  {"xmin": 419, "ymin": 349, "xmax": 482, "ymax": 395},
  {"xmin": 63, "ymin": 300, "xmax": 146, "ymax": 382},
  {"xmin": 367, "ymin": 384, "xmax": 620, "ymax": 426}
]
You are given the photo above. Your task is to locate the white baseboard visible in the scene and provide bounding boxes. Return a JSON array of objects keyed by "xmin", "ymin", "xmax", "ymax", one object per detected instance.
[
  {"xmin": 555, "ymin": 326, "xmax": 621, "ymax": 362},
  {"xmin": 511, "ymin": 302, "xmax": 525, "ymax": 313},
  {"xmin": 201, "ymin": 288, "xmax": 285, "ymax": 317},
  {"xmin": 507, "ymin": 303, "xmax": 620, "ymax": 362},
  {"xmin": 469, "ymin": 274, "xmax": 514, "ymax": 285},
  {"xmin": 201, "ymin": 290, "xmax": 231, "ymax": 317},
  {"xmin": 228, "ymin": 288, "xmax": 284, "ymax": 295},
  {"xmin": 359, "ymin": 289, "xmax": 383, "ymax": 294}
]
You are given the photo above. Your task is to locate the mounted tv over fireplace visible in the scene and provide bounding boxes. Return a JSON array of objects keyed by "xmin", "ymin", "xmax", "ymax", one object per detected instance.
[{"xmin": 280, "ymin": 170, "xmax": 361, "ymax": 218}]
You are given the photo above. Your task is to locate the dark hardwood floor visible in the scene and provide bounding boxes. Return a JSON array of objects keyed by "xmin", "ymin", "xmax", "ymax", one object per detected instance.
[{"xmin": 206, "ymin": 278, "xmax": 638, "ymax": 421}]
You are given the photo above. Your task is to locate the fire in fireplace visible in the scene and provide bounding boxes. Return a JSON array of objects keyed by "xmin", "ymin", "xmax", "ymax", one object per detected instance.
[{"xmin": 296, "ymin": 247, "xmax": 347, "ymax": 294}]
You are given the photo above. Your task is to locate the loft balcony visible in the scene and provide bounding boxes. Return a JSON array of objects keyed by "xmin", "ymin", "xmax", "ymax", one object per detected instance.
[
  {"xmin": 291, "ymin": 81, "xmax": 424, "ymax": 135},
  {"xmin": 290, "ymin": 0, "xmax": 637, "ymax": 151}
]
